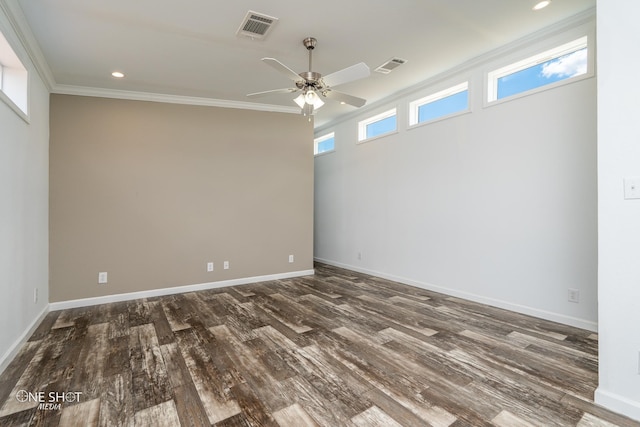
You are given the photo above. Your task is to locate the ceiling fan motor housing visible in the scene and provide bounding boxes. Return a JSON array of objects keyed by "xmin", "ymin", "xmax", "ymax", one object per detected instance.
[{"xmin": 299, "ymin": 71, "xmax": 322, "ymax": 85}]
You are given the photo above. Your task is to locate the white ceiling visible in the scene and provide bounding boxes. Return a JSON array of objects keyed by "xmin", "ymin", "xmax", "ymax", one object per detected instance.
[{"xmin": 13, "ymin": 0, "xmax": 595, "ymax": 127}]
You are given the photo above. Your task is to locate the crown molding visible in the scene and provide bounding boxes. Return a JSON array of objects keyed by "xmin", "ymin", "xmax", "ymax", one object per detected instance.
[
  {"xmin": 1, "ymin": 0, "xmax": 298, "ymax": 114},
  {"xmin": 0, "ymin": 0, "xmax": 55, "ymax": 91},
  {"xmin": 52, "ymin": 84, "xmax": 301, "ymax": 113}
]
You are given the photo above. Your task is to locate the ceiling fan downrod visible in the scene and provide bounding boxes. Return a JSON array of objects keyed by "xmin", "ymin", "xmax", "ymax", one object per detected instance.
[
  {"xmin": 300, "ymin": 37, "xmax": 321, "ymax": 86},
  {"xmin": 303, "ymin": 37, "xmax": 316, "ymax": 69}
]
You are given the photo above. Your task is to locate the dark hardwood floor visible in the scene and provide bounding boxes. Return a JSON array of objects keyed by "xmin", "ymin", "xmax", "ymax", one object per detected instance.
[{"xmin": 0, "ymin": 263, "xmax": 637, "ymax": 426}]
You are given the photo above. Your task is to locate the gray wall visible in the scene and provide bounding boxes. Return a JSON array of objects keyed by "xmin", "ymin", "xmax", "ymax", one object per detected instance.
[
  {"xmin": 0, "ymin": 8, "xmax": 50, "ymax": 370},
  {"xmin": 595, "ymin": 1, "xmax": 640, "ymax": 421},
  {"xmin": 50, "ymin": 95, "xmax": 313, "ymax": 302},
  {"xmin": 314, "ymin": 18, "xmax": 597, "ymax": 330}
]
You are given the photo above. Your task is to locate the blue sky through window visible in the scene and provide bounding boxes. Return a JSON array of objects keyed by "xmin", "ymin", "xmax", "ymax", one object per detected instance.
[
  {"xmin": 418, "ymin": 90, "xmax": 468, "ymax": 123},
  {"xmin": 497, "ymin": 47, "xmax": 587, "ymax": 99},
  {"xmin": 366, "ymin": 115, "xmax": 396, "ymax": 139},
  {"xmin": 316, "ymin": 136, "xmax": 334, "ymax": 154}
]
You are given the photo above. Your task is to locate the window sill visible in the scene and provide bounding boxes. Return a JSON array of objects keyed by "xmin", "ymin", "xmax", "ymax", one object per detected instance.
[
  {"xmin": 314, "ymin": 149, "xmax": 335, "ymax": 158},
  {"xmin": 357, "ymin": 130, "xmax": 398, "ymax": 145},
  {"xmin": 0, "ymin": 90, "xmax": 29, "ymax": 123}
]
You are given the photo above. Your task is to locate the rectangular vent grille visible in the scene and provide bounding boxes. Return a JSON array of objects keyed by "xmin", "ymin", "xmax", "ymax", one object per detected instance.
[
  {"xmin": 375, "ymin": 57, "xmax": 408, "ymax": 74},
  {"xmin": 237, "ymin": 11, "xmax": 278, "ymax": 39}
]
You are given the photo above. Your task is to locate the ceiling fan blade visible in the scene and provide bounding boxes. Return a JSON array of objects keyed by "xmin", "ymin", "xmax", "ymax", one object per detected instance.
[
  {"xmin": 323, "ymin": 90, "xmax": 367, "ymax": 108},
  {"xmin": 262, "ymin": 58, "xmax": 302, "ymax": 82},
  {"xmin": 322, "ymin": 62, "xmax": 370, "ymax": 88},
  {"xmin": 247, "ymin": 88, "xmax": 297, "ymax": 98}
]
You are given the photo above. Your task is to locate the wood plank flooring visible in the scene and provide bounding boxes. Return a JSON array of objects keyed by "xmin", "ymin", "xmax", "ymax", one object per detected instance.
[{"xmin": 0, "ymin": 263, "xmax": 637, "ymax": 426}]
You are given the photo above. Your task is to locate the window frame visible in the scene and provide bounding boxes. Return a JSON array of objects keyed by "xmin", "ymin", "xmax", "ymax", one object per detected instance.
[
  {"xmin": 0, "ymin": 25, "xmax": 29, "ymax": 122},
  {"xmin": 408, "ymin": 81, "xmax": 470, "ymax": 128},
  {"xmin": 357, "ymin": 108, "xmax": 397, "ymax": 143},
  {"xmin": 486, "ymin": 35, "xmax": 590, "ymax": 105},
  {"xmin": 314, "ymin": 132, "xmax": 336, "ymax": 156}
]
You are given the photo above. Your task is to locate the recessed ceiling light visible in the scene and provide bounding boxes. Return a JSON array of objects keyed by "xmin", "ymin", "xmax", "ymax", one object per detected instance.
[
  {"xmin": 111, "ymin": 71, "xmax": 124, "ymax": 78},
  {"xmin": 533, "ymin": 0, "xmax": 551, "ymax": 10}
]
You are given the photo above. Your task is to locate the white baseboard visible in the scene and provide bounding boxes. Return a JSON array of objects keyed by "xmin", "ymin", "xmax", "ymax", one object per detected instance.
[
  {"xmin": 50, "ymin": 269, "xmax": 315, "ymax": 311},
  {"xmin": 0, "ymin": 305, "xmax": 50, "ymax": 375},
  {"xmin": 595, "ymin": 387, "xmax": 640, "ymax": 422},
  {"xmin": 315, "ymin": 257, "xmax": 598, "ymax": 332}
]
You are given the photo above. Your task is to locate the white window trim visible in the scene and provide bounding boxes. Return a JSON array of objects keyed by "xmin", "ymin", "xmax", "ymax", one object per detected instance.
[
  {"xmin": 358, "ymin": 108, "xmax": 397, "ymax": 143},
  {"xmin": 409, "ymin": 81, "xmax": 469, "ymax": 127},
  {"xmin": 486, "ymin": 35, "xmax": 589, "ymax": 105},
  {"xmin": 0, "ymin": 26, "xmax": 29, "ymax": 122},
  {"xmin": 314, "ymin": 132, "xmax": 335, "ymax": 156},
  {"xmin": 0, "ymin": 75, "xmax": 28, "ymax": 123}
]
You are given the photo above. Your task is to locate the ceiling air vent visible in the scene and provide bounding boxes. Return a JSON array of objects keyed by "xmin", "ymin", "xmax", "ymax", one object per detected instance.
[
  {"xmin": 375, "ymin": 57, "xmax": 408, "ymax": 74},
  {"xmin": 236, "ymin": 11, "xmax": 278, "ymax": 40}
]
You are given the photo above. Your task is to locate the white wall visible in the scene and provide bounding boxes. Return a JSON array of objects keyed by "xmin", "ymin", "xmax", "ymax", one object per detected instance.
[
  {"xmin": 0, "ymin": 5, "xmax": 49, "ymax": 372},
  {"xmin": 595, "ymin": 1, "xmax": 640, "ymax": 421},
  {"xmin": 315, "ymin": 17, "xmax": 597, "ymax": 330}
]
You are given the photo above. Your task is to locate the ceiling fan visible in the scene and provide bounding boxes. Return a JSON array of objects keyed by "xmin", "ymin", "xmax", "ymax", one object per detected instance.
[{"xmin": 247, "ymin": 37, "xmax": 370, "ymax": 117}]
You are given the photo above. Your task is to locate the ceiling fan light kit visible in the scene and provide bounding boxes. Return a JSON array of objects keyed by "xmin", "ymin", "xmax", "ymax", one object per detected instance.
[
  {"xmin": 247, "ymin": 37, "xmax": 370, "ymax": 117},
  {"xmin": 294, "ymin": 90, "xmax": 324, "ymax": 109}
]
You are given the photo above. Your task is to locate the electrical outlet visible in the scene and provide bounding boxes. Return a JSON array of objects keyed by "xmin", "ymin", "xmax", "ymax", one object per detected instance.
[
  {"xmin": 33, "ymin": 288, "xmax": 38, "ymax": 303},
  {"xmin": 289, "ymin": 255, "xmax": 294, "ymax": 263},
  {"xmin": 357, "ymin": 252, "xmax": 362, "ymax": 260},
  {"xmin": 223, "ymin": 261, "xmax": 229, "ymax": 270},
  {"xmin": 568, "ymin": 288, "xmax": 579, "ymax": 303},
  {"xmin": 207, "ymin": 262, "xmax": 214, "ymax": 272},
  {"xmin": 98, "ymin": 272, "xmax": 108, "ymax": 284}
]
